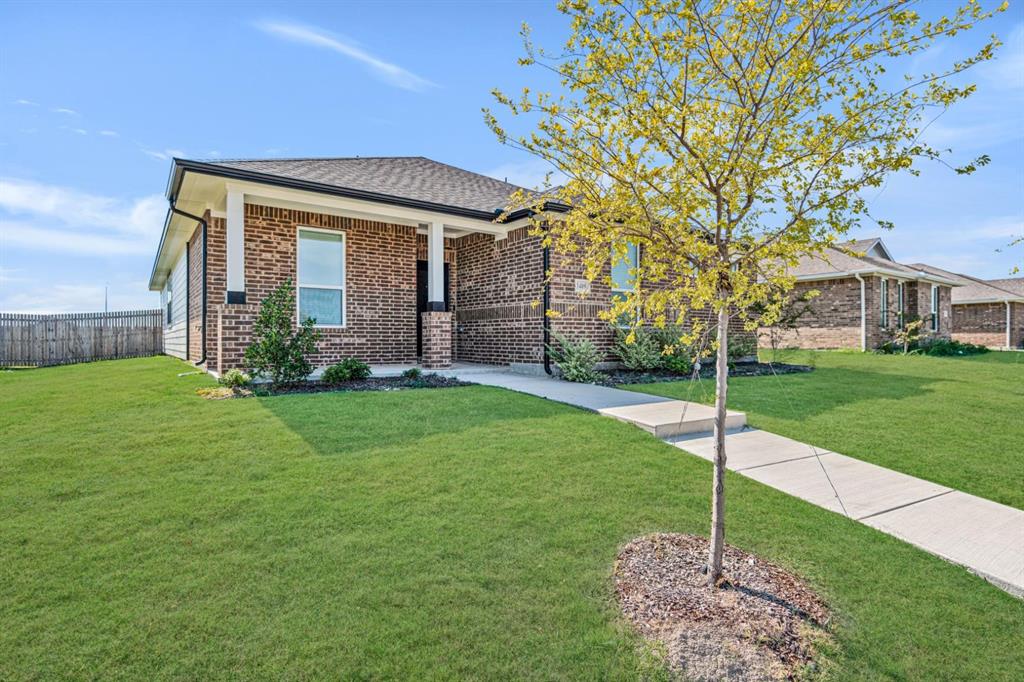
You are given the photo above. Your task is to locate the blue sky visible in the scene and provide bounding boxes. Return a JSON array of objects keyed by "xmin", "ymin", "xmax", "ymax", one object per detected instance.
[{"xmin": 1, "ymin": 1, "xmax": 1021, "ymax": 312}]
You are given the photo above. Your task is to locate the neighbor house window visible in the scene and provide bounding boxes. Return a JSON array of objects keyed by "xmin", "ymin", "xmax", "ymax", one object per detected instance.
[
  {"xmin": 897, "ymin": 282, "xmax": 905, "ymax": 328},
  {"xmin": 879, "ymin": 279, "xmax": 889, "ymax": 328},
  {"xmin": 611, "ymin": 242, "xmax": 640, "ymax": 326},
  {"xmin": 297, "ymin": 228, "xmax": 345, "ymax": 327},
  {"xmin": 930, "ymin": 285, "xmax": 939, "ymax": 331}
]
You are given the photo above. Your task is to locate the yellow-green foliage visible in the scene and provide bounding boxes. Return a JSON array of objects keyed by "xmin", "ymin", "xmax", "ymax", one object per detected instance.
[{"xmin": 486, "ymin": 0, "xmax": 1004, "ymax": 342}]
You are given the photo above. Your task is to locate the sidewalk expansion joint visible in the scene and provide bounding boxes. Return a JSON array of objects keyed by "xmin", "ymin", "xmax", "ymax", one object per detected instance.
[{"xmin": 855, "ymin": 489, "xmax": 956, "ymax": 521}]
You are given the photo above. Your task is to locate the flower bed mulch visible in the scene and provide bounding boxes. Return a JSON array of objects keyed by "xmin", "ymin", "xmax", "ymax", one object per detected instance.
[
  {"xmin": 607, "ymin": 361, "xmax": 812, "ymax": 386},
  {"xmin": 614, "ymin": 533, "xmax": 831, "ymax": 681},
  {"xmin": 197, "ymin": 374, "xmax": 474, "ymax": 399}
]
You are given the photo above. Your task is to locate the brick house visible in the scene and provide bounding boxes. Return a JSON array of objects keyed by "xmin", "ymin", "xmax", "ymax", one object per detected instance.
[
  {"xmin": 908, "ymin": 265, "xmax": 1024, "ymax": 349},
  {"xmin": 763, "ymin": 238, "xmax": 960, "ymax": 350},
  {"xmin": 149, "ymin": 156, "xmax": 742, "ymax": 376}
]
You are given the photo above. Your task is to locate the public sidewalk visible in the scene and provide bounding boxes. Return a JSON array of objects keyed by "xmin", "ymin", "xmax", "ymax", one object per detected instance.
[{"xmin": 461, "ymin": 370, "xmax": 1024, "ymax": 597}]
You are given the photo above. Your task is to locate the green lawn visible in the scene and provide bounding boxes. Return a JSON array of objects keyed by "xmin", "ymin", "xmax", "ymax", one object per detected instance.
[
  {"xmin": 622, "ymin": 350, "xmax": 1024, "ymax": 509},
  {"xmin": 1, "ymin": 357, "xmax": 1022, "ymax": 680}
]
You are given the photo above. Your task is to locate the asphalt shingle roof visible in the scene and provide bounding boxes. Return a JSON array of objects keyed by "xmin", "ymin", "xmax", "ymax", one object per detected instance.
[
  {"xmin": 199, "ymin": 156, "xmax": 531, "ymax": 214},
  {"xmin": 909, "ymin": 265, "xmax": 1024, "ymax": 303}
]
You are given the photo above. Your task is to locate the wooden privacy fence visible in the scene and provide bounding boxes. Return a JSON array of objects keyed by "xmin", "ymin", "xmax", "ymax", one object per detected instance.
[{"xmin": 0, "ymin": 309, "xmax": 163, "ymax": 367}]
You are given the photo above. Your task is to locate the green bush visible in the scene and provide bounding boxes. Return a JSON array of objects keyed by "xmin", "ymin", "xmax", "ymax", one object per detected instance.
[
  {"xmin": 727, "ymin": 334, "xmax": 758, "ymax": 361},
  {"xmin": 877, "ymin": 336, "xmax": 989, "ymax": 357},
  {"xmin": 548, "ymin": 331, "xmax": 604, "ymax": 383},
  {"xmin": 918, "ymin": 338, "xmax": 990, "ymax": 357},
  {"xmin": 219, "ymin": 368, "xmax": 252, "ymax": 388},
  {"xmin": 401, "ymin": 367, "xmax": 423, "ymax": 380},
  {"xmin": 322, "ymin": 358, "xmax": 372, "ymax": 384},
  {"xmin": 243, "ymin": 280, "xmax": 321, "ymax": 385},
  {"xmin": 612, "ymin": 327, "xmax": 664, "ymax": 370},
  {"xmin": 652, "ymin": 326, "xmax": 697, "ymax": 375}
]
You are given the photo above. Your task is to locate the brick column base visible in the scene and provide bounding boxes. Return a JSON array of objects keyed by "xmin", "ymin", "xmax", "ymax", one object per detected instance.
[{"xmin": 421, "ymin": 311, "xmax": 453, "ymax": 369}]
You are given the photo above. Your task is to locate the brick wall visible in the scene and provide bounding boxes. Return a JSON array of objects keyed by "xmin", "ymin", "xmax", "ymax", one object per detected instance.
[
  {"xmin": 454, "ymin": 228, "xmax": 545, "ymax": 365},
  {"xmin": 207, "ymin": 203, "xmax": 420, "ymax": 371},
  {"xmin": 953, "ymin": 301, "xmax": 1024, "ymax": 349},
  {"xmin": 420, "ymin": 311, "xmax": 453, "ymax": 368},
  {"xmin": 763, "ymin": 278, "xmax": 864, "ymax": 349},
  {"xmin": 762, "ymin": 277, "xmax": 953, "ymax": 350},
  {"xmin": 186, "ymin": 219, "xmax": 205, "ymax": 362}
]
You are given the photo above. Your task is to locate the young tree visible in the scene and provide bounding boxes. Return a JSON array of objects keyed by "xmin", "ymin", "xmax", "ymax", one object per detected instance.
[{"xmin": 486, "ymin": 0, "xmax": 1003, "ymax": 585}]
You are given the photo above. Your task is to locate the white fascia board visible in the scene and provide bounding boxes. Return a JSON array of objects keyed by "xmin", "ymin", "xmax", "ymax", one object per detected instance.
[
  {"xmin": 149, "ymin": 210, "xmax": 192, "ymax": 291},
  {"xmin": 953, "ymin": 296, "xmax": 1024, "ymax": 305},
  {"xmin": 794, "ymin": 268, "xmax": 960, "ymax": 287},
  {"xmin": 223, "ymin": 180, "xmax": 524, "ymax": 236}
]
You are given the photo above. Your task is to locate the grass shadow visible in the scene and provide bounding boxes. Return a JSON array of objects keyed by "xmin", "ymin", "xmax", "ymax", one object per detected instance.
[{"xmin": 256, "ymin": 384, "xmax": 582, "ymax": 457}]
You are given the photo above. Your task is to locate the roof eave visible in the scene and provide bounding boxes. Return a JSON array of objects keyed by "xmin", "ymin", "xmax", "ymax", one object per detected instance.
[{"xmin": 173, "ymin": 158, "xmax": 517, "ymax": 222}]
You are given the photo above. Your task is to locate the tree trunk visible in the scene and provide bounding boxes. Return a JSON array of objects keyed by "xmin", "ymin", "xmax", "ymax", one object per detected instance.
[{"xmin": 707, "ymin": 305, "xmax": 730, "ymax": 586}]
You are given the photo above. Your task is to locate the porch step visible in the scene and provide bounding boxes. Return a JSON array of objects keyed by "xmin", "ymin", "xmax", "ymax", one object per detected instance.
[{"xmin": 598, "ymin": 400, "xmax": 746, "ymax": 438}]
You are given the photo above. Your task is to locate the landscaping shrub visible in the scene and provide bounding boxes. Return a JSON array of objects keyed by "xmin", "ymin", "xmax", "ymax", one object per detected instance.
[
  {"xmin": 727, "ymin": 334, "xmax": 758, "ymax": 361},
  {"xmin": 878, "ymin": 335, "xmax": 989, "ymax": 357},
  {"xmin": 651, "ymin": 326, "xmax": 698, "ymax": 375},
  {"xmin": 548, "ymin": 331, "xmax": 604, "ymax": 383},
  {"xmin": 243, "ymin": 280, "xmax": 321, "ymax": 385},
  {"xmin": 322, "ymin": 358, "xmax": 372, "ymax": 384},
  {"xmin": 219, "ymin": 368, "xmax": 251, "ymax": 388},
  {"xmin": 612, "ymin": 327, "xmax": 664, "ymax": 370},
  {"xmin": 918, "ymin": 338, "xmax": 990, "ymax": 356},
  {"xmin": 662, "ymin": 350, "xmax": 694, "ymax": 375},
  {"xmin": 401, "ymin": 367, "xmax": 423, "ymax": 379}
]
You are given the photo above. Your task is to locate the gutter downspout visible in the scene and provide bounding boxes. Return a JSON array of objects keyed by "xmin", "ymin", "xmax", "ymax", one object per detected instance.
[
  {"xmin": 542, "ymin": 226, "xmax": 552, "ymax": 375},
  {"xmin": 1006, "ymin": 300, "xmax": 1012, "ymax": 350},
  {"xmin": 170, "ymin": 204, "xmax": 209, "ymax": 366},
  {"xmin": 853, "ymin": 273, "xmax": 867, "ymax": 351}
]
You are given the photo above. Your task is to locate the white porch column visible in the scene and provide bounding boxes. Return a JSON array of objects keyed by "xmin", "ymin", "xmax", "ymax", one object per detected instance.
[
  {"xmin": 226, "ymin": 188, "xmax": 246, "ymax": 304},
  {"xmin": 427, "ymin": 220, "xmax": 445, "ymax": 309}
]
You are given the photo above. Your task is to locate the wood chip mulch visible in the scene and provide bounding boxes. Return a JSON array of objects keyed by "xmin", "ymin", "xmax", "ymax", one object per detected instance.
[{"xmin": 614, "ymin": 533, "xmax": 831, "ymax": 681}]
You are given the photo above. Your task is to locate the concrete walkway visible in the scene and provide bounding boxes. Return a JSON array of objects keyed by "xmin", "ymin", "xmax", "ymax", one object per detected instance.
[{"xmin": 457, "ymin": 370, "xmax": 1024, "ymax": 597}]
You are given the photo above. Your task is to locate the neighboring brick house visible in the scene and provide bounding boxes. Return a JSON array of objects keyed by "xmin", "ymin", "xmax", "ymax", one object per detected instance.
[
  {"xmin": 762, "ymin": 238, "xmax": 959, "ymax": 350},
  {"xmin": 908, "ymin": 265, "xmax": 1024, "ymax": 349},
  {"xmin": 149, "ymin": 156, "xmax": 745, "ymax": 376}
]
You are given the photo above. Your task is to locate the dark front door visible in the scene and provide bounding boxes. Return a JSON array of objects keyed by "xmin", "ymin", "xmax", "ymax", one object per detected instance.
[{"xmin": 416, "ymin": 260, "xmax": 450, "ymax": 356}]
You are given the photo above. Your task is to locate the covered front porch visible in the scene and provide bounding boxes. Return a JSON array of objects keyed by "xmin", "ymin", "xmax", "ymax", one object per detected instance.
[{"xmin": 168, "ymin": 168, "xmax": 535, "ymax": 371}]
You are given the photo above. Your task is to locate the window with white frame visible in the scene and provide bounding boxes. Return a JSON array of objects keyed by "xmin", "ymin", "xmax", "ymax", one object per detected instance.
[
  {"xmin": 930, "ymin": 285, "xmax": 939, "ymax": 331},
  {"xmin": 879, "ymin": 279, "xmax": 889, "ymax": 328},
  {"xmin": 897, "ymin": 282, "xmax": 905, "ymax": 328},
  {"xmin": 297, "ymin": 228, "xmax": 345, "ymax": 327},
  {"xmin": 611, "ymin": 242, "xmax": 639, "ymax": 326}
]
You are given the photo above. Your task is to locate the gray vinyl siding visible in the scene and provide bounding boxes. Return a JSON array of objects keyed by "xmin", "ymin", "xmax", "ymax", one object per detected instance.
[{"xmin": 162, "ymin": 249, "xmax": 188, "ymax": 359}]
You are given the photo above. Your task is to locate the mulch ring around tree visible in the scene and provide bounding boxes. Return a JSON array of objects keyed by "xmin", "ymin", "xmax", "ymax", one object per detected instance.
[
  {"xmin": 614, "ymin": 533, "xmax": 831, "ymax": 681},
  {"xmin": 196, "ymin": 375, "xmax": 474, "ymax": 399}
]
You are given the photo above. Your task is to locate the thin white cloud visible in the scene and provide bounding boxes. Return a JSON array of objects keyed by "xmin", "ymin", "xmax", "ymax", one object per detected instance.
[
  {"xmin": 142, "ymin": 148, "xmax": 185, "ymax": 161},
  {"xmin": 0, "ymin": 266, "xmax": 25, "ymax": 283},
  {"xmin": 256, "ymin": 20, "xmax": 435, "ymax": 92},
  {"xmin": 982, "ymin": 22, "xmax": 1024, "ymax": 91},
  {"xmin": 0, "ymin": 280, "xmax": 158, "ymax": 314},
  {"xmin": 0, "ymin": 177, "xmax": 165, "ymax": 257},
  {"xmin": 99, "ymin": 130, "xmax": 119, "ymax": 137},
  {"xmin": 14, "ymin": 98, "xmax": 38, "ymax": 106},
  {"xmin": 51, "ymin": 107, "xmax": 79, "ymax": 115}
]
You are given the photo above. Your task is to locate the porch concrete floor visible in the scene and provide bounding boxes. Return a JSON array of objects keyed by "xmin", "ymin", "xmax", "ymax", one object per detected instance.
[{"xmin": 449, "ymin": 369, "xmax": 1024, "ymax": 598}]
